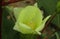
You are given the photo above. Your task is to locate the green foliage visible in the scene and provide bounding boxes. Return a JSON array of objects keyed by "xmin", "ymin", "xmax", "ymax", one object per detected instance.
[
  {"xmin": 37, "ymin": 0, "xmax": 60, "ymax": 39},
  {"xmin": 2, "ymin": 8, "xmax": 20, "ymax": 39},
  {"xmin": 37, "ymin": 0, "xmax": 60, "ymax": 28}
]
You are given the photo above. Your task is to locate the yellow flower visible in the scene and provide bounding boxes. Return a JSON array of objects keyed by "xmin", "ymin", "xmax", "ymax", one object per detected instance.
[{"xmin": 13, "ymin": 3, "xmax": 51, "ymax": 35}]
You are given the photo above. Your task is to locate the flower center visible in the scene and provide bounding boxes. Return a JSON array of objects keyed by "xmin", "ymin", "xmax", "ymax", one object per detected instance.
[{"xmin": 27, "ymin": 21, "xmax": 35, "ymax": 30}]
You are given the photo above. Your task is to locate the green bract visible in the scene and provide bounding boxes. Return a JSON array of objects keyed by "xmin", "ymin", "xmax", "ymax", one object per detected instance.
[{"xmin": 13, "ymin": 3, "xmax": 51, "ymax": 35}]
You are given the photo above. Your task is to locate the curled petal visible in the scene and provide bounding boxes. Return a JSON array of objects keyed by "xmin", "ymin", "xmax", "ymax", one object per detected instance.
[{"xmin": 35, "ymin": 15, "xmax": 51, "ymax": 33}]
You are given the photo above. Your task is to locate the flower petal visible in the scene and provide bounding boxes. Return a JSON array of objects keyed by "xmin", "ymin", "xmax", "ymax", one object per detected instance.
[
  {"xmin": 13, "ymin": 7, "xmax": 24, "ymax": 19},
  {"xmin": 17, "ymin": 6, "xmax": 43, "ymax": 29},
  {"xmin": 34, "ymin": 3, "xmax": 38, "ymax": 7},
  {"xmin": 13, "ymin": 22, "xmax": 34, "ymax": 34},
  {"xmin": 17, "ymin": 6, "xmax": 36, "ymax": 23},
  {"xmin": 32, "ymin": 9, "xmax": 43, "ymax": 29},
  {"xmin": 35, "ymin": 15, "xmax": 51, "ymax": 32}
]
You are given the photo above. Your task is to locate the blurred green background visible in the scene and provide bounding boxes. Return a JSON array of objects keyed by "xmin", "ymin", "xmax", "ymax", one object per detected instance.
[{"xmin": 2, "ymin": 0, "xmax": 60, "ymax": 39}]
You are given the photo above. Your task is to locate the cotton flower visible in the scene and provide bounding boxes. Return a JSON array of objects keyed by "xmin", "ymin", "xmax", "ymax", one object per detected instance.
[{"xmin": 13, "ymin": 4, "xmax": 51, "ymax": 35}]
